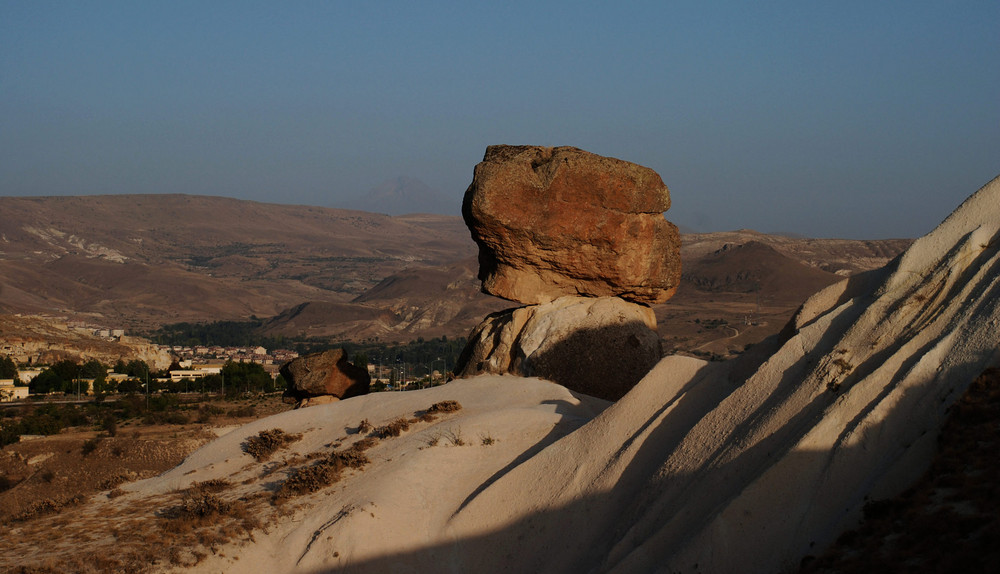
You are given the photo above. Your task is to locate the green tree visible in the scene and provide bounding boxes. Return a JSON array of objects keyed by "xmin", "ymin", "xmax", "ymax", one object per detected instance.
[
  {"xmin": 117, "ymin": 378, "xmax": 142, "ymax": 394},
  {"xmin": 29, "ymin": 369, "xmax": 64, "ymax": 395},
  {"xmin": 124, "ymin": 359, "xmax": 150, "ymax": 379},
  {"xmin": 221, "ymin": 361, "xmax": 272, "ymax": 394},
  {"xmin": 50, "ymin": 360, "xmax": 80, "ymax": 383},
  {"xmin": 0, "ymin": 356, "xmax": 17, "ymax": 379},
  {"xmin": 79, "ymin": 359, "xmax": 106, "ymax": 379},
  {"xmin": 353, "ymin": 352, "xmax": 369, "ymax": 370}
]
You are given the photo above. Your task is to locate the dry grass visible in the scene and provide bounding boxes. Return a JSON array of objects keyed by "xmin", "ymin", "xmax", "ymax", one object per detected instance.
[
  {"xmin": 242, "ymin": 428, "xmax": 303, "ymax": 461},
  {"xmin": 8, "ymin": 495, "xmax": 85, "ymax": 523},
  {"xmin": 427, "ymin": 400, "xmax": 462, "ymax": 413},
  {"xmin": 155, "ymin": 480, "xmax": 263, "ymax": 564},
  {"xmin": 274, "ymin": 448, "xmax": 371, "ymax": 501},
  {"xmin": 373, "ymin": 417, "xmax": 410, "ymax": 438},
  {"xmin": 444, "ymin": 428, "xmax": 465, "ymax": 446}
]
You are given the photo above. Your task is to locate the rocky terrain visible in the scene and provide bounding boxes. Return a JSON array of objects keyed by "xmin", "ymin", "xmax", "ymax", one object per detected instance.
[
  {"xmin": 0, "ymin": 148, "xmax": 994, "ymax": 573},
  {"xmin": 0, "ymin": 314, "xmax": 172, "ymax": 369}
]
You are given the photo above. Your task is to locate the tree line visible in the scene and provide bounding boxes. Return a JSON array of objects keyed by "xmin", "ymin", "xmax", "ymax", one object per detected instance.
[
  {"xmin": 144, "ymin": 321, "xmax": 468, "ymax": 368},
  {"xmin": 0, "ymin": 356, "xmax": 283, "ymax": 397}
]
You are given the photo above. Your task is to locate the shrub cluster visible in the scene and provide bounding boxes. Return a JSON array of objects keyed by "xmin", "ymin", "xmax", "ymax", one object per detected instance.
[
  {"xmin": 242, "ymin": 428, "xmax": 302, "ymax": 461},
  {"xmin": 276, "ymin": 444, "xmax": 371, "ymax": 500},
  {"xmin": 373, "ymin": 417, "xmax": 410, "ymax": 438},
  {"xmin": 427, "ymin": 400, "xmax": 462, "ymax": 413}
]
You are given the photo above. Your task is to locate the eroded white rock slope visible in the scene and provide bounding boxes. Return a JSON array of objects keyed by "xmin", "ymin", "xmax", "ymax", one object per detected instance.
[{"xmin": 147, "ymin": 175, "xmax": 999, "ymax": 574}]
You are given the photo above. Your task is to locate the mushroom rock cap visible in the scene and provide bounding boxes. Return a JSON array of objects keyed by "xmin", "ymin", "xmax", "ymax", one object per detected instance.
[{"xmin": 462, "ymin": 145, "xmax": 681, "ymax": 305}]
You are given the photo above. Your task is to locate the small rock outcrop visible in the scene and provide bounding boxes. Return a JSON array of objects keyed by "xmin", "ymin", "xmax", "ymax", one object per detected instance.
[
  {"xmin": 455, "ymin": 297, "xmax": 662, "ymax": 401},
  {"xmin": 462, "ymin": 145, "xmax": 681, "ymax": 305},
  {"xmin": 280, "ymin": 349, "xmax": 370, "ymax": 406}
]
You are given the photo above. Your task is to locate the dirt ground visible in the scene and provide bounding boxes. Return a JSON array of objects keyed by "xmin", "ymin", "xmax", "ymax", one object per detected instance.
[
  {"xmin": 655, "ymin": 289, "xmax": 801, "ymax": 360},
  {"xmin": 0, "ymin": 396, "xmax": 293, "ymax": 525}
]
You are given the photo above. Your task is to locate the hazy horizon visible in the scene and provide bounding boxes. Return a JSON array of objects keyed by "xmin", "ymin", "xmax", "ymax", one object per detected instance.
[{"xmin": 2, "ymin": 1, "xmax": 997, "ymax": 240}]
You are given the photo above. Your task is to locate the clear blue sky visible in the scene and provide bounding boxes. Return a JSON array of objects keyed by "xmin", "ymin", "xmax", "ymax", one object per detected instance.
[{"xmin": 2, "ymin": 1, "xmax": 997, "ymax": 238}]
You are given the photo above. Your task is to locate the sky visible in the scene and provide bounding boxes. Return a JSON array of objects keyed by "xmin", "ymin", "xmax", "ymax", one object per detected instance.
[{"xmin": 1, "ymin": 1, "xmax": 997, "ymax": 239}]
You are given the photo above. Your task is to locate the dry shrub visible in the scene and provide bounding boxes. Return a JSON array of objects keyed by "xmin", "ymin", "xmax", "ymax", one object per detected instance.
[
  {"xmin": 178, "ymin": 489, "xmax": 233, "ymax": 519},
  {"xmin": 351, "ymin": 436, "xmax": 379, "ymax": 452},
  {"xmin": 445, "ymin": 428, "xmax": 465, "ymax": 446},
  {"xmin": 332, "ymin": 449, "xmax": 369, "ymax": 469},
  {"xmin": 427, "ymin": 400, "xmax": 462, "ymax": 413},
  {"xmin": 374, "ymin": 417, "xmax": 410, "ymax": 438},
  {"xmin": 228, "ymin": 405, "xmax": 256, "ymax": 418},
  {"xmin": 242, "ymin": 428, "xmax": 302, "ymax": 461},
  {"xmin": 160, "ymin": 482, "xmax": 261, "ymax": 551},
  {"xmin": 357, "ymin": 419, "xmax": 372, "ymax": 434},
  {"xmin": 195, "ymin": 478, "xmax": 232, "ymax": 492},
  {"xmin": 275, "ymin": 463, "xmax": 341, "ymax": 499},
  {"xmin": 0, "ymin": 474, "xmax": 19, "ymax": 493},
  {"xmin": 99, "ymin": 471, "xmax": 138, "ymax": 490},
  {"xmin": 11, "ymin": 495, "xmax": 85, "ymax": 523},
  {"xmin": 275, "ymin": 448, "xmax": 371, "ymax": 501},
  {"xmin": 81, "ymin": 436, "xmax": 103, "ymax": 456}
]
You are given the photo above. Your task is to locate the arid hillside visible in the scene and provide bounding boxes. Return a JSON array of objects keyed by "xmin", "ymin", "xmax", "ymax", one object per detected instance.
[
  {"xmin": 0, "ymin": 195, "xmax": 475, "ymax": 328},
  {"xmin": 1, "ymin": 195, "xmax": 911, "ymax": 349}
]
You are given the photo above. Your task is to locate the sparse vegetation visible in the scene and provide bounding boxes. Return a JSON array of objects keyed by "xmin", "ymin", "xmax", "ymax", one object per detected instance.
[
  {"xmin": 0, "ymin": 475, "xmax": 17, "ymax": 493},
  {"xmin": 10, "ymin": 495, "xmax": 85, "ymax": 523},
  {"xmin": 374, "ymin": 417, "xmax": 410, "ymax": 438},
  {"xmin": 157, "ymin": 480, "xmax": 261, "ymax": 564},
  {"xmin": 445, "ymin": 428, "xmax": 465, "ymax": 446},
  {"xmin": 242, "ymin": 428, "xmax": 302, "ymax": 462},
  {"xmin": 427, "ymin": 400, "xmax": 462, "ymax": 413},
  {"xmin": 275, "ymin": 448, "xmax": 371, "ymax": 500},
  {"xmin": 81, "ymin": 436, "xmax": 102, "ymax": 456}
]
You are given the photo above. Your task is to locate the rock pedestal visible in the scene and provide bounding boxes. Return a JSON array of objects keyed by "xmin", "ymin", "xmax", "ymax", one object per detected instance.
[
  {"xmin": 454, "ymin": 297, "xmax": 662, "ymax": 401},
  {"xmin": 457, "ymin": 145, "xmax": 681, "ymax": 400}
]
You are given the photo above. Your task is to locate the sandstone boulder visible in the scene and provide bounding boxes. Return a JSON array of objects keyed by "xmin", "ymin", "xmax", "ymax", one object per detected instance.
[
  {"xmin": 454, "ymin": 296, "xmax": 662, "ymax": 401},
  {"xmin": 280, "ymin": 349, "xmax": 370, "ymax": 404},
  {"xmin": 462, "ymin": 145, "xmax": 681, "ymax": 305}
]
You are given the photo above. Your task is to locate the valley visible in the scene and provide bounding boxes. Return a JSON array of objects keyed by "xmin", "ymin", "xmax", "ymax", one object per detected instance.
[{"xmin": 0, "ymin": 195, "xmax": 911, "ymax": 362}]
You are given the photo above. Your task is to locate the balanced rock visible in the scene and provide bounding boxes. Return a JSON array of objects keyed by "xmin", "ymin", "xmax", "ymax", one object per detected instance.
[
  {"xmin": 454, "ymin": 296, "xmax": 662, "ymax": 401},
  {"xmin": 280, "ymin": 349, "xmax": 370, "ymax": 405},
  {"xmin": 462, "ymin": 145, "xmax": 681, "ymax": 305}
]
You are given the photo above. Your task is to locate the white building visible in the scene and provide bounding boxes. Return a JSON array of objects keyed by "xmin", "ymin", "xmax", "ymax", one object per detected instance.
[{"xmin": 0, "ymin": 379, "xmax": 29, "ymax": 402}]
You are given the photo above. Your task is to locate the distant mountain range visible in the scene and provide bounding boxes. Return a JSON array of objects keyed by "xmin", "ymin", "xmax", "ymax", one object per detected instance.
[
  {"xmin": 338, "ymin": 176, "xmax": 459, "ymax": 216},
  {"xmin": 0, "ymin": 194, "xmax": 911, "ymax": 353}
]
